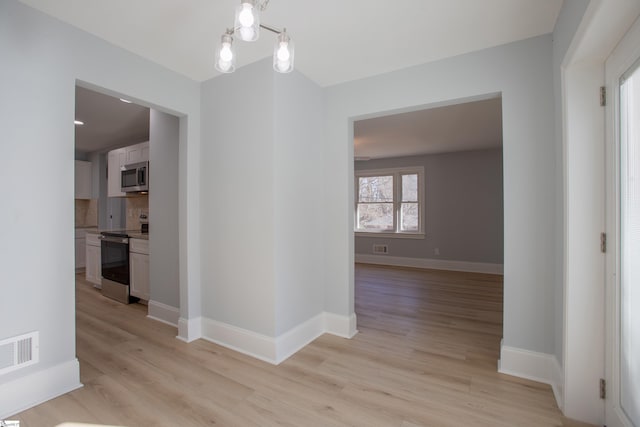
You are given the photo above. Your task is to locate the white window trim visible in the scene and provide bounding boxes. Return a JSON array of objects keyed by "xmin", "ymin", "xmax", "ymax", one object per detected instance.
[{"xmin": 354, "ymin": 166, "xmax": 425, "ymax": 239}]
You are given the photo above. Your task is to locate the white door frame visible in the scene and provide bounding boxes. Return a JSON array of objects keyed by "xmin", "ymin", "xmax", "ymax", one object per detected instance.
[
  {"xmin": 561, "ymin": 1, "xmax": 640, "ymax": 424},
  {"xmin": 604, "ymin": 14, "xmax": 640, "ymax": 427}
]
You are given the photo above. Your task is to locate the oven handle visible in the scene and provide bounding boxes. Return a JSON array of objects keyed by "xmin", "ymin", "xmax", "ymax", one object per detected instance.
[{"xmin": 99, "ymin": 235, "xmax": 129, "ymax": 244}]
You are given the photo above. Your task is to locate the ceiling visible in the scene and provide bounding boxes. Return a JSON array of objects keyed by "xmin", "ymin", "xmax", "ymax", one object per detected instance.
[
  {"xmin": 55, "ymin": 1, "xmax": 550, "ymax": 155},
  {"xmin": 354, "ymin": 97, "xmax": 503, "ymax": 159},
  {"xmin": 19, "ymin": 0, "xmax": 562, "ymax": 87},
  {"xmin": 75, "ymin": 87, "xmax": 149, "ymax": 153}
]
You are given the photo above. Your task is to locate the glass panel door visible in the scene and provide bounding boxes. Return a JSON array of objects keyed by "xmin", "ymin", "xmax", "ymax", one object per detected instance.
[
  {"xmin": 605, "ymin": 13, "xmax": 640, "ymax": 427},
  {"xmin": 619, "ymin": 60, "xmax": 640, "ymax": 427}
]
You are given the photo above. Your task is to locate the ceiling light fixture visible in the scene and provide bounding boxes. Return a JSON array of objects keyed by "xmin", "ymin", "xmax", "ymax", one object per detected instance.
[
  {"xmin": 74, "ymin": 120, "xmax": 84, "ymax": 125},
  {"xmin": 119, "ymin": 98, "xmax": 132, "ymax": 103},
  {"xmin": 215, "ymin": 0, "xmax": 294, "ymax": 74}
]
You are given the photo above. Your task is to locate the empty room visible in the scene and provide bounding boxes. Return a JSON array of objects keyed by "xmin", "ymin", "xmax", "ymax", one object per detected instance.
[{"xmin": 2, "ymin": 1, "xmax": 639, "ymax": 426}]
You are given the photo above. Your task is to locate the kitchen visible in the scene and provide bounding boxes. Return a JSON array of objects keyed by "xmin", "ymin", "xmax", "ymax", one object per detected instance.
[{"xmin": 74, "ymin": 85, "xmax": 180, "ymax": 325}]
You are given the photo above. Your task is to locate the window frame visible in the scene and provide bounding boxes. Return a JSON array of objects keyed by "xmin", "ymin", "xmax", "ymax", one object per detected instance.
[{"xmin": 354, "ymin": 166, "xmax": 425, "ymax": 239}]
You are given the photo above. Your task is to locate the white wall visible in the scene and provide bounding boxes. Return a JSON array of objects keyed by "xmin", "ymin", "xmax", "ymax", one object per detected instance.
[
  {"xmin": 551, "ymin": 0, "xmax": 591, "ymax": 378},
  {"xmin": 200, "ymin": 60, "xmax": 277, "ymax": 336},
  {"xmin": 273, "ymin": 69, "xmax": 326, "ymax": 335},
  {"xmin": 149, "ymin": 109, "xmax": 180, "ymax": 309},
  {"xmin": 198, "ymin": 57, "xmax": 331, "ymax": 362},
  {"xmin": 0, "ymin": 1, "xmax": 201, "ymax": 417},
  {"xmin": 324, "ymin": 35, "xmax": 557, "ymax": 354},
  {"xmin": 200, "ymin": 59, "xmax": 327, "ymax": 339}
]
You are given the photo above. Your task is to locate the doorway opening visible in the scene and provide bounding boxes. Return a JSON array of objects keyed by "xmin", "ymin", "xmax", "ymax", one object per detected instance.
[
  {"xmin": 353, "ymin": 94, "xmax": 504, "ymax": 366},
  {"xmin": 73, "ymin": 83, "xmax": 181, "ymax": 330}
]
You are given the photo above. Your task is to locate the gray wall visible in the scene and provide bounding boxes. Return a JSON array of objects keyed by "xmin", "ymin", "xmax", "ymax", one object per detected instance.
[
  {"xmin": 200, "ymin": 59, "xmax": 326, "ymax": 337},
  {"xmin": 551, "ymin": 0, "xmax": 591, "ymax": 370},
  {"xmin": 355, "ymin": 148, "xmax": 503, "ymax": 264},
  {"xmin": 201, "ymin": 60, "xmax": 277, "ymax": 336},
  {"xmin": 149, "ymin": 109, "xmax": 180, "ymax": 308},
  {"xmin": 0, "ymin": 1, "xmax": 201, "ymax": 416},
  {"xmin": 273, "ymin": 68, "xmax": 326, "ymax": 335},
  {"xmin": 324, "ymin": 35, "xmax": 557, "ymax": 354}
]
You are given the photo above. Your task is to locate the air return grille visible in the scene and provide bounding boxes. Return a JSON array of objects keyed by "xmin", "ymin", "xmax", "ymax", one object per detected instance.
[
  {"xmin": 373, "ymin": 244, "xmax": 388, "ymax": 254},
  {"xmin": 0, "ymin": 332, "xmax": 39, "ymax": 375}
]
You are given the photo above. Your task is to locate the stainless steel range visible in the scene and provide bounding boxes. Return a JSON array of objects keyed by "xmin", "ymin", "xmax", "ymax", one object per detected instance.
[{"xmin": 99, "ymin": 231, "xmax": 135, "ymax": 304}]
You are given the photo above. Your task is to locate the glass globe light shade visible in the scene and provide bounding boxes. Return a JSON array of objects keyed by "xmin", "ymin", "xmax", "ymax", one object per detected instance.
[{"xmin": 234, "ymin": 1, "xmax": 260, "ymax": 42}]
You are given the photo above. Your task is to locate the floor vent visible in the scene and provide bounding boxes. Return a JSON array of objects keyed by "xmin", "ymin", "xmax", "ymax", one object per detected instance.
[
  {"xmin": 0, "ymin": 332, "xmax": 39, "ymax": 375},
  {"xmin": 373, "ymin": 244, "xmax": 388, "ymax": 254}
]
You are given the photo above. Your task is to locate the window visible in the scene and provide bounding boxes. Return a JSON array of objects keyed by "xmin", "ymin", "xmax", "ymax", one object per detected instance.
[{"xmin": 355, "ymin": 167, "xmax": 424, "ymax": 237}]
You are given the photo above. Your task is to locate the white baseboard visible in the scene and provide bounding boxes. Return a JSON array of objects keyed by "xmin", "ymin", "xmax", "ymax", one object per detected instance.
[
  {"xmin": 201, "ymin": 317, "xmax": 277, "ymax": 364},
  {"xmin": 0, "ymin": 359, "xmax": 82, "ymax": 419},
  {"xmin": 551, "ymin": 356, "xmax": 564, "ymax": 410},
  {"xmin": 498, "ymin": 341, "xmax": 563, "ymax": 408},
  {"xmin": 147, "ymin": 300, "xmax": 179, "ymax": 327},
  {"xmin": 355, "ymin": 254, "xmax": 504, "ymax": 275},
  {"xmin": 200, "ymin": 312, "xmax": 358, "ymax": 365},
  {"xmin": 325, "ymin": 312, "xmax": 358, "ymax": 338},
  {"xmin": 274, "ymin": 313, "xmax": 326, "ymax": 364},
  {"xmin": 177, "ymin": 316, "xmax": 202, "ymax": 343}
]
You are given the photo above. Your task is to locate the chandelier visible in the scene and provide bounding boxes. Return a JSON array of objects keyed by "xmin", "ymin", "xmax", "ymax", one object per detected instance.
[{"xmin": 215, "ymin": 0, "xmax": 294, "ymax": 74}]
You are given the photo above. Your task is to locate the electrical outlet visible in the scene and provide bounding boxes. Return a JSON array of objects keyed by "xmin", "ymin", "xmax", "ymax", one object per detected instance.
[{"xmin": 434, "ymin": 247, "xmax": 440, "ymax": 256}]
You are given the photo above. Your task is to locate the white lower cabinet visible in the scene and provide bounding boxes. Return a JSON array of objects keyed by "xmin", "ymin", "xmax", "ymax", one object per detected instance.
[
  {"xmin": 85, "ymin": 233, "xmax": 102, "ymax": 286},
  {"xmin": 75, "ymin": 228, "xmax": 87, "ymax": 270},
  {"xmin": 130, "ymin": 238, "xmax": 150, "ymax": 300},
  {"xmin": 75, "ymin": 237, "xmax": 86, "ymax": 269}
]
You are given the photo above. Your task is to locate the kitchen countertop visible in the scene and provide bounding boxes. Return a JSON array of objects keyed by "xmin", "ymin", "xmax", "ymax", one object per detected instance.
[
  {"xmin": 86, "ymin": 228, "xmax": 149, "ymax": 240},
  {"xmin": 75, "ymin": 227, "xmax": 98, "ymax": 238},
  {"xmin": 127, "ymin": 231, "xmax": 149, "ymax": 240}
]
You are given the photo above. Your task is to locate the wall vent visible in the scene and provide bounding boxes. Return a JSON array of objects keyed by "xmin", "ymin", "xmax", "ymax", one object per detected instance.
[
  {"xmin": 0, "ymin": 332, "xmax": 39, "ymax": 375},
  {"xmin": 373, "ymin": 244, "xmax": 388, "ymax": 254}
]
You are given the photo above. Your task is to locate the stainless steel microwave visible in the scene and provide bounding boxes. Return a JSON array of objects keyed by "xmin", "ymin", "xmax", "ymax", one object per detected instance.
[{"xmin": 121, "ymin": 161, "xmax": 149, "ymax": 193}]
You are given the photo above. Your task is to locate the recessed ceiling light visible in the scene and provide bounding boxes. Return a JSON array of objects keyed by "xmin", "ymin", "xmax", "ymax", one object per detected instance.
[
  {"xmin": 119, "ymin": 98, "xmax": 132, "ymax": 103},
  {"xmin": 74, "ymin": 120, "xmax": 84, "ymax": 125}
]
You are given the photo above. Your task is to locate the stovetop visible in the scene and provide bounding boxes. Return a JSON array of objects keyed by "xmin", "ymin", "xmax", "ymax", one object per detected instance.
[{"xmin": 100, "ymin": 231, "xmax": 130, "ymax": 238}]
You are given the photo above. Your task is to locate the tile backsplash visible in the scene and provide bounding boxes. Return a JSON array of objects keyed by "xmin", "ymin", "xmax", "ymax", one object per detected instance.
[
  {"xmin": 75, "ymin": 199, "xmax": 98, "ymax": 227},
  {"xmin": 126, "ymin": 194, "xmax": 149, "ymax": 230}
]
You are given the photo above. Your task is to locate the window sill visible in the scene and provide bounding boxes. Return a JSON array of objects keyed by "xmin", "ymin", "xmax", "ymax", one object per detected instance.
[{"xmin": 355, "ymin": 232, "xmax": 425, "ymax": 240}]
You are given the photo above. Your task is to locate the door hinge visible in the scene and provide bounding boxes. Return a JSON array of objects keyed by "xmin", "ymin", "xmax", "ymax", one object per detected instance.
[
  {"xmin": 600, "ymin": 378, "xmax": 606, "ymax": 399},
  {"xmin": 601, "ymin": 232, "xmax": 607, "ymax": 253},
  {"xmin": 600, "ymin": 86, "xmax": 606, "ymax": 106}
]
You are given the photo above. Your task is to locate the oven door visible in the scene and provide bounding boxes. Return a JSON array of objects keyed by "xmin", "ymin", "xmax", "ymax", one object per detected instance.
[{"xmin": 100, "ymin": 235, "xmax": 130, "ymax": 285}]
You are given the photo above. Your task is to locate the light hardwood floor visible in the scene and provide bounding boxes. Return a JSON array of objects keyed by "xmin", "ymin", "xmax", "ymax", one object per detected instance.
[{"xmin": 12, "ymin": 265, "xmax": 595, "ymax": 427}]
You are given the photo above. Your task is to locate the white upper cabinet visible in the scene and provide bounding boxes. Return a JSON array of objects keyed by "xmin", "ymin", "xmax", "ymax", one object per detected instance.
[
  {"xmin": 107, "ymin": 148, "xmax": 126, "ymax": 197},
  {"xmin": 126, "ymin": 141, "xmax": 150, "ymax": 164},
  {"xmin": 74, "ymin": 160, "xmax": 92, "ymax": 199}
]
